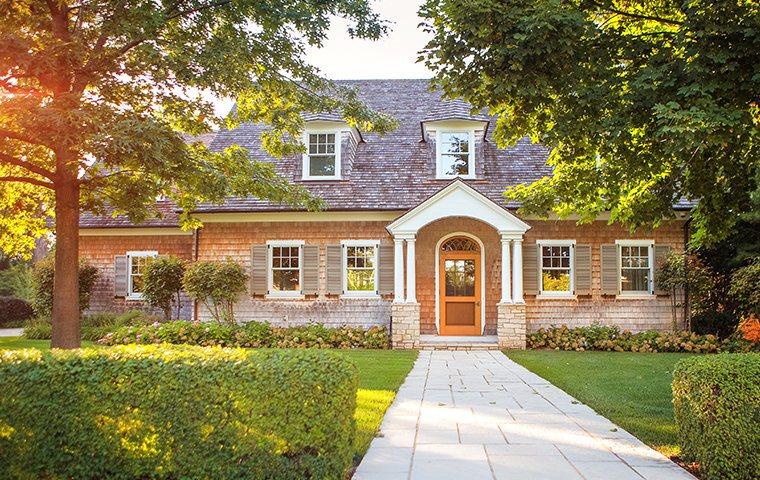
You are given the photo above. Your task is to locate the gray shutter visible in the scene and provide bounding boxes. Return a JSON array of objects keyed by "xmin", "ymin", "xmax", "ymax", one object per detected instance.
[
  {"xmin": 523, "ymin": 244, "xmax": 539, "ymax": 295},
  {"xmin": 325, "ymin": 245, "xmax": 342, "ymax": 295},
  {"xmin": 378, "ymin": 244, "xmax": 394, "ymax": 295},
  {"xmin": 250, "ymin": 245, "xmax": 268, "ymax": 295},
  {"xmin": 654, "ymin": 245, "xmax": 671, "ymax": 295},
  {"xmin": 302, "ymin": 245, "xmax": 320, "ymax": 295},
  {"xmin": 114, "ymin": 255, "xmax": 128, "ymax": 297},
  {"xmin": 574, "ymin": 244, "xmax": 592, "ymax": 295},
  {"xmin": 601, "ymin": 244, "xmax": 620, "ymax": 295}
]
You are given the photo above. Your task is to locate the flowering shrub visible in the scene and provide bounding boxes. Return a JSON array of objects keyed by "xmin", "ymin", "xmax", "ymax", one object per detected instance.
[
  {"xmin": 99, "ymin": 320, "xmax": 390, "ymax": 349},
  {"xmin": 528, "ymin": 324, "xmax": 759, "ymax": 353},
  {"xmin": 738, "ymin": 314, "xmax": 760, "ymax": 343}
]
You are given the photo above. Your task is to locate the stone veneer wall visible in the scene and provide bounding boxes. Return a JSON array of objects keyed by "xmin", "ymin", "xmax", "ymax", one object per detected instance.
[
  {"xmin": 391, "ymin": 302, "xmax": 420, "ymax": 348},
  {"xmin": 497, "ymin": 303, "xmax": 526, "ymax": 349},
  {"xmin": 79, "ymin": 234, "xmax": 195, "ymax": 319}
]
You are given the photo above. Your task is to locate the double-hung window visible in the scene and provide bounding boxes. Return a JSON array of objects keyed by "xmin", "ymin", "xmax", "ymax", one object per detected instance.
[
  {"xmin": 268, "ymin": 241, "xmax": 303, "ymax": 297},
  {"xmin": 617, "ymin": 240, "xmax": 654, "ymax": 294},
  {"xmin": 126, "ymin": 251, "xmax": 157, "ymax": 299},
  {"xmin": 342, "ymin": 241, "xmax": 379, "ymax": 296},
  {"xmin": 303, "ymin": 131, "xmax": 341, "ymax": 180},
  {"xmin": 537, "ymin": 241, "xmax": 574, "ymax": 296},
  {"xmin": 437, "ymin": 131, "xmax": 475, "ymax": 178}
]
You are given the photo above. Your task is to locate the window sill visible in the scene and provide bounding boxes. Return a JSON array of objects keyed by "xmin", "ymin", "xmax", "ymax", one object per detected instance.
[
  {"xmin": 536, "ymin": 294, "xmax": 577, "ymax": 301},
  {"xmin": 616, "ymin": 293, "xmax": 656, "ymax": 300},
  {"xmin": 301, "ymin": 176, "xmax": 342, "ymax": 181},
  {"xmin": 125, "ymin": 295, "xmax": 144, "ymax": 301},
  {"xmin": 340, "ymin": 293, "xmax": 381, "ymax": 300},
  {"xmin": 265, "ymin": 294, "xmax": 305, "ymax": 300}
]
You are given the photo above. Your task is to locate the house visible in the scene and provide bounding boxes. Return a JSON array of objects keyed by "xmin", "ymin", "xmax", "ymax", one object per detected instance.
[{"xmin": 79, "ymin": 79, "xmax": 690, "ymax": 349}]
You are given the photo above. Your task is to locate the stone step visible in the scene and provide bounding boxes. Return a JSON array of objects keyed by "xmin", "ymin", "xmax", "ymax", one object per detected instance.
[{"xmin": 419, "ymin": 335, "xmax": 500, "ymax": 351}]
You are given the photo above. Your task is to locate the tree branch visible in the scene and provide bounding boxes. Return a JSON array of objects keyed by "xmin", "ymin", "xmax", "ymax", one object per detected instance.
[
  {"xmin": 0, "ymin": 152, "xmax": 56, "ymax": 181},
  {"xmin": 0, "ymin": 176, "xmax": 55, "ymax": 189},
  {"xmin": 588, "ymin": 1, "xmax": 683, "ymax": 26},
  {"xmin": 165, "ymin": 0, "xmax": 232, "ymax": 21},
  {"xmin": 0, "ymin": 128, "xmax": 50, "ymax": 148}
]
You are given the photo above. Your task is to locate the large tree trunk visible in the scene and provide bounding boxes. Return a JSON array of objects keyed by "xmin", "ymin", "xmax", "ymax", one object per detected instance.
[{"xmin": 51, "ymin": 181, "xmax": 80, "ymax": 349}]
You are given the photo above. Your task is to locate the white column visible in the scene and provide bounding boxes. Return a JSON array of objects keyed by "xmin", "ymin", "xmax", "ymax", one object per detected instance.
[
  {"xmin": 512, "ymin": 238, "xmax": 524, "ymax": 303},
  {"xmin": 393, "ymin": 237, "xmax": 405, "ymax": 303},
  {"xmin": 406, "ymin": 236, "xmax": 416, "ymax": 303},
  {"xmin": 500, "ymin": 236, "xmax": 512, "ymax": 303}
]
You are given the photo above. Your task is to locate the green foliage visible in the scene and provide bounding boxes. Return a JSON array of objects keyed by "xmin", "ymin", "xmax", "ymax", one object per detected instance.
[
  {"xmin": 673, "ymin": 353, "xmax": 760, "ymax": 480},
  {"xmin": 0, "ymin": 263, "xmax": 33, "ymax": 299},
  {"xmin": 420, "ymin": 0, "xmax": 760, "ymax": 245},
  {"xmin": 23, "ymin": 311, "xmax": 160, "ymax": 341},
  {"xmin": 182, "ymin": 259, "xmax": 247, "ymax": 324},
  {"xmin": 656, "ymin": 251, "xmax": 714, "ymax": 330},
  {"xmin": 100, "ymin": 320, "xmax": 390, "ymax": 349},
  {"xmin": 0, "ymin": 345, "xmax": 358, "ymax": 479},
  {"xmin": 528, "ymin": 325, "xmax": 758, "ymax": 353},
  {"xmin": 30, "ymin": 256, "xmax": 98, "ymax": 317},
  {"xmin": 729, "ymin": 258, "xmax": 760, "ymax": 316},
  {"xmin": 142, "ymin": 256, "xmax": 186, "ymax": 320},
  {"xmin": 0, "ymin": 296, "xmax": 34, "ymax": 327}
]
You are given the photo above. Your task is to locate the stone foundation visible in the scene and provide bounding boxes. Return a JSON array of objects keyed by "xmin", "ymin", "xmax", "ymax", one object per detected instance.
[
  {"xmin": 391, "ymin": 302, "xmax": 420, "ymax": 349},
  {"xmin": 497, "ymin": 303, "xmax": 526, "ymax": 349}
]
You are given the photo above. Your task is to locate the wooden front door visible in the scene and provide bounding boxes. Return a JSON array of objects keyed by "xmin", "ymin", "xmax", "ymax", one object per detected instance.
[{"xmin": 439, "ymin": 238, "xmax": 481, "ymax": 336}]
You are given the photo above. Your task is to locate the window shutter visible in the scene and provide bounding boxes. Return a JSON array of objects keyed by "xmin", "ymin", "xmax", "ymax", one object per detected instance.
[
  {"xmin": 654, "ymin": 245, "xmax": 671, "ymax": 295},
  {"xmin": 114, "ymin": 255, "xmax": 128, "ymax": 297},
  {"xmin": 601, "ymin": 244, "xmax": 620, "ymax": 295},
  {"xmin": 574, "ymin": 244, "xmax": 592, "ymax": 295},
  {"xmin": 325, "ymin": 245, "xmax": 342, "ymax": 295},
  {"xmin": 522, "ymin": 244, "xmax": 539, "ymax": 295},
  {"xmin": 378, "ymin": 244, "xmax": 394, "ymax": 295},
  {"xmin": 302, "ymin": 245, "xmax": 320, "ymax": 295},
  {"xmin": 250, "ymin": 245, "xmax": 268, "ymax": 295}
]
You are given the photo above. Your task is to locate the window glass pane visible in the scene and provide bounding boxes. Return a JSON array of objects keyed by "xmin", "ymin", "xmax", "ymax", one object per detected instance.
[
  {"xmin": 271, "ymin": 245, "xmax": 300, "ymax": 291},
  {"xmin": 309, "ymin": 155, "xmax": 336, "ymax": 176},
  {"xmin": 347, "ymin": 269, "xmax": 374, "ymax": 291},
  {"xmin": 620, "ymin": 244, "xmax": 650, "ymax": 292},
  {"xmin": 540, "ymin": 245, "xmax": 571, "ymax": 293},
  {"xmin": 621, "ymin": 268, "xmax": 649, "ymax": 292},
  {"xmin": 444, "ymin": 259, "xmax": 475, "ymax": 296},
  {"xmin": 273, "ymin": 269, "xmax": 300, "ymax": 291},
  {"xmin": 439, "ymin": 132, "xmax": 471, "ymax": 176},
  {"xmin": 440, "ymin": 154, "xmax": 469, "ymax": 176},
  {"xmin": 542, "ymin": 270, "xmax": 570, "ymax": 292},
  {"xmin": 346, "ymin": 245, "xmax": 376, "ymax": 292}
]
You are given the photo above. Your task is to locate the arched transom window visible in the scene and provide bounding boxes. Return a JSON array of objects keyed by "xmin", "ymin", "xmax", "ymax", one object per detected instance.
[{"xmin": 441, "ymin": 236, "xmax": 479, "ymax": 252}]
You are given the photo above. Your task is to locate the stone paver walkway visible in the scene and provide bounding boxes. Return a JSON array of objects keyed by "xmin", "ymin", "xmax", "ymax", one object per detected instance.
[
  {"xmin": 0, "ymin": 328, "xmax": 23, "ymax": 337},
  {"xmin": 354, "ymin": 350, "xmax": 695, "ymax": 480}
]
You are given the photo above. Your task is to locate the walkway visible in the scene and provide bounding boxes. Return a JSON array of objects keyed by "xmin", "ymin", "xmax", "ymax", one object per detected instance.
[
  {"xmin": 354, "ymin": 350, "xmax": 695, "ymax": 480},
  {"xmin": 0, "ymin": 328, "xmax": 23, "ymax": 337}
]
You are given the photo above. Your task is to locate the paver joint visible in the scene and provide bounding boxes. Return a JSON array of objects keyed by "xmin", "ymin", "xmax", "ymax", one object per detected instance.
[{"xmin": 354, "ymin": 350, "xmax": 696, "ymax": 480}]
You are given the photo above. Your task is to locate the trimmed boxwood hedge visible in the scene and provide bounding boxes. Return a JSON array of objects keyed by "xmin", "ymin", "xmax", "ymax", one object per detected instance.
[
  {"xmin": 0, "ymin": 345, "xmax": 358, "ymax": 479},
  {"xmin": 673, "ymin": 353, "xmax": 759, "ymax": 480}
]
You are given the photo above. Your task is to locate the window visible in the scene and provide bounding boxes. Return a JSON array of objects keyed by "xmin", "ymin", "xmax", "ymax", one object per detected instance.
[
  {"xmin": 268, "ymin": 241, "xmax": 303, "ymax": 296},
  {"xmin": 126, "ymin": 251, "xmax": 157, "ymax": 299},
  {"xmin": 303, "ymin": 131, "xmax": 341, "ymax": 180},
  {"xmin": 342, "ymin": 241, "xmax": 379, "ymax": 296},
  {"xmin": 538, "ymin": 241, "xmax": 574, "ymax": 296},
  {"xmin": 437, "ymin": 131, "xmax": 474, "ymax": 178},
  {"xmin": 618, "ymin": 241, "xmax": 654, "ymax": 294}
]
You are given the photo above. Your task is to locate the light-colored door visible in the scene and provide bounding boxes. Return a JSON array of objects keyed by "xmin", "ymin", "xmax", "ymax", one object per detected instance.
[{"xmin": 440, "ymin": 250, "xmax": 481, "ymax": 335}]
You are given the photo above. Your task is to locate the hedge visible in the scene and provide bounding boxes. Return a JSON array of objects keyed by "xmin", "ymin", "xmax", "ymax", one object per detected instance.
[
  {"xmin": 0, "ymin": 296, "xmax": 34, "ymax": 327},
  {"xmin": 0, "ymin": 345, "xmax": 358, "ymax": 479},
  {"xmin": 99, "ymin": 320, "xmax": 390, "ymax": 349},
  {"xmin": 527, "ymin": 324, "xmax": 759, "ymax": 353},
  {"xmin": 673, "ymin": 353, "xmax": 760, "ymax": 480}
]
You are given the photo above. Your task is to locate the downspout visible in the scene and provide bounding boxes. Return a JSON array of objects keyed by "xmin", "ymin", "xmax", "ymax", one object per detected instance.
[
  {"xmin": 683, "ymin": 216, "xmax": 692, "ymax": 331},
  {"xmin": 193, "ymin": 227, "xmax": 201, "ymax": 322}
]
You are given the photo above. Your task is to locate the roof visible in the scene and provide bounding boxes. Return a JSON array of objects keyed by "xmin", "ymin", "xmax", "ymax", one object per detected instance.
[{"xmin": 79, "ymin": 199, "xmax": 181, "ymax": 228}]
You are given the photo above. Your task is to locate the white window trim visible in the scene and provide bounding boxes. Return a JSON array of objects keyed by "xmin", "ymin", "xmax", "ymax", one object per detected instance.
[
  {"xmin": 615, "ymin": 239, "xmax": 655, "ymax": 297},
  {"xmin": 302, "ymin": 129, "xmax": 342, "ymax": 180},
  {"xmin": 266, "ymin": 240, "xmax": 305, "ymax": 299},
  {"xmin": 125, "ymin": 250, "xmax": 157, "ymax": 300},
  {"xmin": 435, "ymin": 129, "xmax": 476, "ymax": 179},
  {"xmin": 536, "ymin": 240, "xmax": 575, "ymax": 299},
  {"xmin": 341, "ymin": 240, "xmax": 380, "ymax": 298}
]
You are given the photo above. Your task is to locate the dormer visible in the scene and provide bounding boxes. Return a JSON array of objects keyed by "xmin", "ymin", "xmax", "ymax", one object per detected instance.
[
  {"xmin": 301, "ymin": 117, "xmax": 362, "ymax": 181},
  {"xmin": 422, "ymin": 118, "xmax": 489, "ymax": 180}
]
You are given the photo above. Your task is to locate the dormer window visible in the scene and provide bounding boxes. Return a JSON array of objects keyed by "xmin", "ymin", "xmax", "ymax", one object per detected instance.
[
  {"xmin": 437, "ymin": 131, "xmax": 475, "ymax": 179},
  {"xmin": 303, "ymin": 130, "xmax": 341, "ymax": 180}
]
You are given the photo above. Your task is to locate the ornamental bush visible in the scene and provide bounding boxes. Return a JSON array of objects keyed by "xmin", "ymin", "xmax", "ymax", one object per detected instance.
[
  {"xmin": 23, "ymin": 311, "xmax": 161, "ymax": 340},
  {"xmin": 31, "ymin": 256, "xmax": 99, "ymax": 316},
  {"xmin": 729, "ymin": 258, "xmax": 760, "ymax": 316},
  {"xmin": 99, "ymin": 320, "xmax": 390, "ymax": 349},
  {"xmin": 0, "ymin": 296, "xmax": 34, "ymax": 327},
  {"xmin": 0, "ymin": 345, "xmax": 358, "ymax": 479},
  {"xmin": 527, "ymin": 324, "xmax": 759, "ymax": 353},
  {"xmin": 142, "ymin": 256, "xmax": 186, "ymax": 320},
  {"xmin": 673, "ymin": 353, "xmax": 760, "ymax": 480},
  {"xmin": 183, "ymin": 259, "xmax": 247, "ymax": 325}
]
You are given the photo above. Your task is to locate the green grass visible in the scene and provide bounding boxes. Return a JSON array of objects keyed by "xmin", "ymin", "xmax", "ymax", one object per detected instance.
[
  {"xmin": 0, "ymin": 337, "xmax": 417, "ymax": 464},
  {"xmin": 506, "ymin": 349, "xmax": 696, "ymax": 457}
]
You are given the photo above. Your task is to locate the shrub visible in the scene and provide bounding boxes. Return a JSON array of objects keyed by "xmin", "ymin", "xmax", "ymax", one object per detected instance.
[
  {"xmin": 673, "ymin": 353, "xmax": 760, "ymax": 480},
  {"xmin": 0, "ymin": 296, "xmax": 34, "ymax": 327},
  {"xmin": 729, "ymin": 258, "xmax": 760, "ymax": 316},
  {"xmin": 99, "ymin": 320, "xmax": 390, "ymax": 349},
  {"xmin": 183, "ymin": 259, "xmax": 247, "ymax": 325},
  {"xmin": 656, "ymin": 251, "xmax": 714, "ymax": 331},
  {"xmin": 0, "ymin": 264, "xmax": 33, "ymax": 299},
  {"xmin": 142, "ymin": 256, "xmax": 186, "ymax": 320},
  {"xmin": 0, "ymin": 345, "xmax": 358, "ymax": 479},
  {"xmin": 527, "ymin": 324, "xmax": 759, "ymax": 353},
  {"xmin": 31, "ymin": 256, "xmax": 99, "ymax": 316},
  {"xmin": 23, "ymin": 311, "xmax": 160, "ymax": 340}
]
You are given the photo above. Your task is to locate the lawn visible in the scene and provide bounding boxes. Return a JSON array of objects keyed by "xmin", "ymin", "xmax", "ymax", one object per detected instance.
[
  {"xmin": 0, "ymin": 337, "xmax": 417, "ymax": 464},
  {"xmin": 506, "ymin": 349, "xmax": 696, "ymax": 457}
]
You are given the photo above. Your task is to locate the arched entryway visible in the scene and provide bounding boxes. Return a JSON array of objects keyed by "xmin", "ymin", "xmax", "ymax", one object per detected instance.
[{"xmin": 437, "ymin": 234, "xmax": 484, "ymax": 335}]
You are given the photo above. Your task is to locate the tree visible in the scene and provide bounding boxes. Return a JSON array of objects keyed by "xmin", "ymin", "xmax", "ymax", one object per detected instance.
[
  {"xmin": 420, "ymin": 0, "xmax": 759, "ymax": 246},
  {"xmin": 655, "ymin": 251, "xmax": 713, "ymax": 332},
  {"xmin": 183, "ymin": 259, "xmax": 247, "ymax": 325},
  {"xmin": 142, "ymin": 256, "xmax": 186, "ymax": 320},
  {"xmin": 0, "ymin": 1, "xmax": 396, "ymax": 348}
]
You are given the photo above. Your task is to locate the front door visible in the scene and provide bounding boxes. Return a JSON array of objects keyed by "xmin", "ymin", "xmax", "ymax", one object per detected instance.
[{"xmin": 439, "ymin": 238, "xmax": 481, "ymax": 336}]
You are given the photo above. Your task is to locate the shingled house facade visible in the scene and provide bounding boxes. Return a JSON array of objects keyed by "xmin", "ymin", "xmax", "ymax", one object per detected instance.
[{"xmin": 79, "ymin": 79, "xmax": 690, "ymax": 349}]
